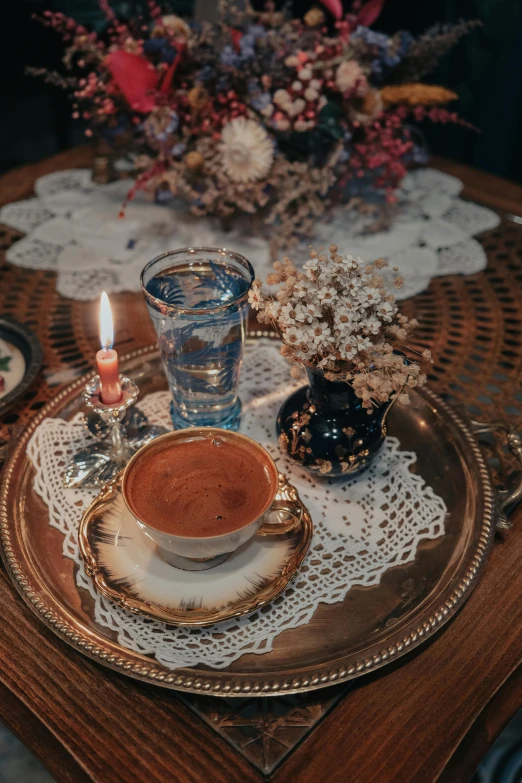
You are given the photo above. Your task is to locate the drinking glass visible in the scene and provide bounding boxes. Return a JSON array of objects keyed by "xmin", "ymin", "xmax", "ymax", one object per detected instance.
[{"xmin": 141, "ymin": 247, "xmax": 254, "ymax": 430}]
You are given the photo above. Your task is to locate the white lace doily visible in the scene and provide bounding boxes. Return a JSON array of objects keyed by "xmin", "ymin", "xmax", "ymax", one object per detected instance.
[
  {"xmin": 1, "ymin": 167, "xmax": 499, "ymax": 301},
  {"xmin": 27, "ymin": 340, "xmax": 446, "ymax": 670}
]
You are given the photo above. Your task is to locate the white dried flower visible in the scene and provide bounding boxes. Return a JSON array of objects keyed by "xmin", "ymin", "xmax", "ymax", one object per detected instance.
[
  {"xmin": 304, "ymin": 257, "xmax": 320, "ymax": 274},
  {"xmin": 364, "ymin": 316, "xmax": 381, "ymax": 335},
  {"xmin": 292, "ymin": 80, "xmax": 303, "ymax": 92},
  {"xmin": 268, "ymin": 300, "xmax": 282, "ymax": 319},
  {"xmin": 339, "ymin": 343, "xmax": 357, "ymax": 360},
  {"xmin": 298, "ymin": 67, "xmax": 313, "ymax": 81},
  {"xmin": 335, "ymin": 60, "xmax": 366, "ymax": 93},
  {"xmin": 274, "ymin": 89, "xmax": 292, "ymax": 107},
  {"xmin": 304, "ymin": 87, "xmax": 319, "ymax": 102},
  {"xmin": 293, "ymin": 303, "xmax": 314, "ymax": 323},
  {"xmin": 248, "ymin": 280, "xmax": 264, "ymax": 309},
  {"xmin": 220, "ymin": 118, "xmax": 273, "ymax": 183},
  {"xmin": 261, "ymin": 104, "xmax": 274, "ymax": 117},
  {"xmin": 310, "ymin": 79, "xmax": 322, "ymax": 90},
  {"xmin": 275, "ymin": 118, "xmax": 291, "ymax": 131},
  {"xmin": 294, "ymin": 341, "xmax": 314, "ymax": 359},
  {"xmin": 280, "ymin": 303, "xmax": 298, "ymax": 325},
  {"xmin": 285, "ymin": 325, "xmax": 306, "ymax": 345},
  {"xmin": 253, "ymin": 247, "xmax": 429, "ymax": 411},
  {"xmin": 378, "ymin": 301, "xmax": 394, "ymax": 321},
  {"xmin": 287, "ymin": 99, "xmax": 306, "ymax": 117},
  {"xmin": 310, "ymin": 321, "xmax": 333, "ymax": 346},
  {"xmin": 334, "ymin": 307, "xmax": 356, "ymax": 329},
  {"xmin": 318, "ymin": 285, "xmax": 337, "ymax": 303},
  {"xmin": 303, "ymin": 302, "xmax": 320, "ymax": 320},
  {"xmin": 294, "ymin": 281, "xmax": 313, "ymax": 298}
]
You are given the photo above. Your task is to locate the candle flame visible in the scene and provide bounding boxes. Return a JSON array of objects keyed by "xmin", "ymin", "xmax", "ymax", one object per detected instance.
[{"xmin": 99, "ymin": 291, "xmax": 114, "ymax": 350}]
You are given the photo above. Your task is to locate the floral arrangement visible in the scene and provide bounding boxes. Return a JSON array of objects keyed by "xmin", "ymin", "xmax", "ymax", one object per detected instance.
[
  {"xmin": 32, "ymin": 0, "xmax": 477, "ymax": 243},
  {"xmin": 249, "ymin": 245, "xmax": 431, "ymax": 411}
]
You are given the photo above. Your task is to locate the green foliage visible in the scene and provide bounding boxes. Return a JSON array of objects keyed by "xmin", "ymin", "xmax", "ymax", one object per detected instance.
[{"xmin": 0, "ymin": 356, "xmax": 12, "ymax": 372}]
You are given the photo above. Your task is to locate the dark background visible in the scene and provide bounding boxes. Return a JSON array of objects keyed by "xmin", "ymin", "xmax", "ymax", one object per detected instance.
[{"xmin": 1, "ymin": 0, "xmax": 521, "ymax": 183}]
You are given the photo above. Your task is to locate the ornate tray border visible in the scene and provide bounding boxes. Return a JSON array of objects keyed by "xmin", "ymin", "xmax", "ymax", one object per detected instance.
[{"xmin": 0, "ymin": 343, "xmax": 497, "ymax": 696}]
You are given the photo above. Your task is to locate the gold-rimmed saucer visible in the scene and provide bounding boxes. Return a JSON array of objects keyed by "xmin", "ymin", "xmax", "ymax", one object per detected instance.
[{"xmin": 78, "ymin": 472, "xmax": 313, "ymax": 627}]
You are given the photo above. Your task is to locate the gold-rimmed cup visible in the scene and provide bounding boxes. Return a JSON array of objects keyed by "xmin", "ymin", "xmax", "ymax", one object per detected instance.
[{"xmin": 121, "ymin": 429, "xmax": 302, "ymax": 570}]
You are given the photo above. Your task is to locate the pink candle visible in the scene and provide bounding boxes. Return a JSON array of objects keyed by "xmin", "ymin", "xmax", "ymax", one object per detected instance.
[
  {"xmin": 96, "ymin": 347, "xmax": 122, "ymax": 404},
  {"xmin": 97, "ymin": 291, "xmax": 122, "ymax": 405}
]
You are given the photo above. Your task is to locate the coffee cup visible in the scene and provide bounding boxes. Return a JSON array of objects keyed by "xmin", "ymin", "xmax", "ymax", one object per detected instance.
[{"xmin": 121, "ymin": 428, "xmax": 302, "ymax": 570}]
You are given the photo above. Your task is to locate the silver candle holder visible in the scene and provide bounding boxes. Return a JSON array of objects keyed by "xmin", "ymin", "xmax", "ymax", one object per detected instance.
[{"xmin": 64, "ymin": 374, "xmax": 168, "ymax": 489}]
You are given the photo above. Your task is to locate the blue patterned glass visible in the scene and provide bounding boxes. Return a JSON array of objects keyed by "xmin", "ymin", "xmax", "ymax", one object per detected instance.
[{"xmin": 141, "ymin": 248, "xmax": 254, "ymax": 430}]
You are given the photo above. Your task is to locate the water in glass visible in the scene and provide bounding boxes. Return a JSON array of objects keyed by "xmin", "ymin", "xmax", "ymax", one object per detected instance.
[{"xmin": 142, "ymin": 249, "xmax": 253, "ymax": 430}]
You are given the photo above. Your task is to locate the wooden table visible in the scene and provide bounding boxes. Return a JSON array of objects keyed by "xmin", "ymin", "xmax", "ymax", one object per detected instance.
[{"xmin": 0, "ymin": 149, "xmax": 522, "ymax": 783}]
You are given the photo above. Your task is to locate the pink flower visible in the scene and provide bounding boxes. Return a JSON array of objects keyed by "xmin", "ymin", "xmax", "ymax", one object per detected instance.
[{"xmin": 319, "ymin": 0, "xmax": 343, "ymax": 20}]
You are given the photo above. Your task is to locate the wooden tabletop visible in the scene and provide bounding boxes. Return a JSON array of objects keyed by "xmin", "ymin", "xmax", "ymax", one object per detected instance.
[{"xmin": 1, "ymin": 149, "xmax": 522, "ymax": 783}]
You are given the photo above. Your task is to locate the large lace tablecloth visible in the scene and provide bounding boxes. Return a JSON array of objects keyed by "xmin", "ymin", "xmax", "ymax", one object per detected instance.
[
  {"xmin": 0, "ymin": 167, "xmax": 499, "ymax": 301},
  {"xmin": 27, "ymin": 340, "xmax": 447, "ymax": 670}
]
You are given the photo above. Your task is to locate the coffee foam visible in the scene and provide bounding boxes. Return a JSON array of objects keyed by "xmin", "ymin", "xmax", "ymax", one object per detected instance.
[{"xmin": 124, "ymin": 432, "xmax": 277, "ymax": 538}]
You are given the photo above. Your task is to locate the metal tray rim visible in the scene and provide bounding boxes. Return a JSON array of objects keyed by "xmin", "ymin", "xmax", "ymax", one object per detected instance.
[{"xmin": 0, "ymin": 343, "xmax": 497, "ymax": 696}]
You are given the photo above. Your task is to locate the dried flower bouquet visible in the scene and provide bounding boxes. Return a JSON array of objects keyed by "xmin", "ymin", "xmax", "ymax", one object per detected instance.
[
  {"xmin": 249, "ymin": 244, "xmax": 432, "ymax": 411},
  {"xmin": 31, "ymin": 0, "xmax": 477, "ymax": 243}
]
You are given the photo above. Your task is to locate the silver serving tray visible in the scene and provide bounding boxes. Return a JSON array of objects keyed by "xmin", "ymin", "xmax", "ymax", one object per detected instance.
[{"xmin": 0, "ymin": 344, "xmax": 518, "ymax": 696}]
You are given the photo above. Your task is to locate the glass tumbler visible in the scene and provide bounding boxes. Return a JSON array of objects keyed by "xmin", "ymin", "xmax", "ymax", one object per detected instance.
[{"xmin": 141, "ymin": 247, "xmax": 254, "ymax": 430}]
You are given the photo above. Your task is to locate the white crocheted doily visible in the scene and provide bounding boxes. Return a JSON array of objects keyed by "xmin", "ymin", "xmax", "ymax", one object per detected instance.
[
  {"xmin": 27, "ymin": 340, "xmax": 447, "ymax": 670},
  {"xmin": 1, "ymin": 167, "xmax": 499, "ymax": 301}
]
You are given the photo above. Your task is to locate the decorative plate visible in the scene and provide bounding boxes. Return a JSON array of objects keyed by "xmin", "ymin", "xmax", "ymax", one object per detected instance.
[
  {"xmin": 0, "ymin": 346, "xmax": 502, "ymax": 696},
  {"xmin": 0, "ymin": 316, "xmax": 43, "ymax": 416},
  {"xmin": 79, "ymin": 471, "xmax": 313, "ymax": 627}
]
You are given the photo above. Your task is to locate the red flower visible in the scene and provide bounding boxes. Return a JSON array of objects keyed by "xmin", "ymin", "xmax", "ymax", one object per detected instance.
[
  {"xmin": 319, "ymin": 0, "xmax": 387, "ymax": 27},
  {"xmin": 230, "ymin": 29, "xmax": 243, "ymax": 53},
  {"xmin": 106, "ymin": 51, "xmax": 159, "ymax": 113},
  {"xmin": 356, "ymin": 0, "xmax": 387, "ymax": 28}
]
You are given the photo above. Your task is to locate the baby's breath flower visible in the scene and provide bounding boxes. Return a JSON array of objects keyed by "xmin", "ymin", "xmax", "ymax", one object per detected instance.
[
  {"xmin": 294, "ymin": 282, "xmax": 313, "ymax": 299},
  {"xmin": 248, "ymin": 280, "xmax": 264, "ymax": 309},
  {"xmin": 293, "ymin": 303, "xmax": 313, "ymax": 323},
  {"xmin": 266, "ymin": 272, "xmax": 282, "ymax": 286},
  {"xmin": 318, "ymin": 285, "xmax": 337, "ymax": 303},
  {"xmin": 310, "ymin": 321, "xmax": 333, "ymax": 345},
  {"xmin": 378, "ymin": 301, "xmax": 394, "ymax": 321},
  {"xmin": 268, "ymin": 300, "xmax": 281, "ymax": 318},
  {"xmin": 303, "ymin": 302, "xmax": 320, "ymax": 320},
  {"xmin": 285, "ymin": 325, "xmax": 302, "ymax": 345},
  {"xmin": 253, "ymin": 246, "xmax": 429, "ymax": 410},
  {"xmin": 279, "ymin": 306, "xmax": 297, "ymax": 326},
  {"xmin": 274, "ymin": 89, "xmax": 291, "ymax": 107},
  {"xmin": 295, "ymin": 342, "xmax": 313, "ymax": 358}
]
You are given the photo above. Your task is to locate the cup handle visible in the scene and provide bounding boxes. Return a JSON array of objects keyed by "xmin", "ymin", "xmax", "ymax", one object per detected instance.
[{"xmin": 256, "ymin": 501, "xmax": 303, "ymax": 536}]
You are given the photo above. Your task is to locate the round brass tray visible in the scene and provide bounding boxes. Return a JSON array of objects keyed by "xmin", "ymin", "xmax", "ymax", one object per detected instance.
[{"xmin": 0, "ymin": 345, "xmax": 499, "ymax": 696}]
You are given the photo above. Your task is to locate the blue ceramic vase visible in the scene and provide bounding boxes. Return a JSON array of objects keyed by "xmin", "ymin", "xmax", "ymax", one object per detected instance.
[{"xmin": 276, "ymin": 367, "xmax": 394, "ymax": 478}]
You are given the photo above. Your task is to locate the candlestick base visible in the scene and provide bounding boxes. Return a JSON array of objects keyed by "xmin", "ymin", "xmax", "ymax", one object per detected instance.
[{"xmin": 63, "ymin": 374, "xmax": 169, "ymax": 489}]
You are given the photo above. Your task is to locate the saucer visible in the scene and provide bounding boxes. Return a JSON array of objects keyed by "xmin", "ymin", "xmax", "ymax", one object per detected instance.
[{"xmin": 78, "ymin": 472, "xmax": 313, "ymax": 627}]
